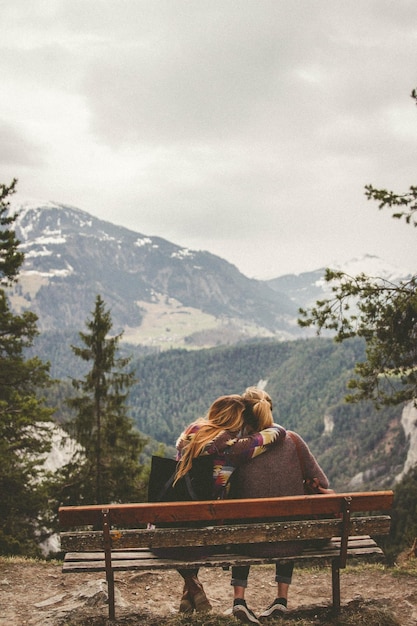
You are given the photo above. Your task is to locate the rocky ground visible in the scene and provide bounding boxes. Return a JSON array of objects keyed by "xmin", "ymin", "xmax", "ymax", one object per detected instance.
[{"xmin": 1, "ymin": 558, "xmax": 417, "ymax": 625}]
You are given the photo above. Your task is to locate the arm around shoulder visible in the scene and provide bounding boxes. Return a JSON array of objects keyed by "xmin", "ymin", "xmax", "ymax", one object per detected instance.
[{"xmin": 288, "ymin": 430, "xmax": 330, "ymax": 490}]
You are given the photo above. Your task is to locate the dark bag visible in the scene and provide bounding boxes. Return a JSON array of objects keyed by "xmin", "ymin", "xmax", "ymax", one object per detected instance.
[
  {"xmin": 147, "ymin": 455, "xmax": 214, "ymax": 560},
  {"xmin": 148, "ymin": 455, "xmax": 214, "ymax": 503}
]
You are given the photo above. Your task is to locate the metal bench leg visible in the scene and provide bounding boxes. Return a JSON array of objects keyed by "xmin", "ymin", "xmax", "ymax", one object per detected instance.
[
  {"xmin": 107, "ymin": 569, "xmax": 116, "ymax": 620},
  {"xmin": 331, "ymin": 495, "xmax": 351, "ymax": 614},
  {"xmin": 102, "ymin": 509, "xmax": 116, "ymax": 620},
  {"xmin": 332, "ymin": 559, "xmax": 341, "ymax": 614}
]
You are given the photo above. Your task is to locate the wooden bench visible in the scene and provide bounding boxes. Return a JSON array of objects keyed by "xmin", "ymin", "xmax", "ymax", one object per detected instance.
[{"xmin": 59, "ymin": 490, "xmax": 393, "ymax": 620}]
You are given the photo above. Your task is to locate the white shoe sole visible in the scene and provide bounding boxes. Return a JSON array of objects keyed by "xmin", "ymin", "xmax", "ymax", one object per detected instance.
[
  {"xmin": 259, "ymin": 603, "xmax": 288, "ymax": 618},
  {"xmin": 233, "ymin": 605, "xmax": 261, "ymax": 625}
]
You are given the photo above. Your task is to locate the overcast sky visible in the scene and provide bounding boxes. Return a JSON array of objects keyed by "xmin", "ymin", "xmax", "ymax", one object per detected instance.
[{"xmin": 2, "ymin": 1, "xmax": 417, "ymax": 279}]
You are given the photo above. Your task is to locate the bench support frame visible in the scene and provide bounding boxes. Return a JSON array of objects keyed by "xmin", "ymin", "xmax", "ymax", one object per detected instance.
[
  {"xmin": 59, "ymin": 492, "xmax": 392, "ymax": 621},
  {"xmin": 331, "ymin": 495, "xmax": 352, "ymax": 612},
  {"xmin": 102, "ymin": 509, "xmax": 116, "ymax": 621}
]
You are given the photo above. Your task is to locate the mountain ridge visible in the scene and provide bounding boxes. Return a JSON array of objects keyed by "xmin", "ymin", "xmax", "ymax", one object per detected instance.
[
  {"xmin": 7, "ymin": 201, "xmax": 412, "ymax": 349},
  {"xmin": 6, "ymin": 202, "xmax": 298, "ymax": 346},
  {"xmin": 267, "ymin": 254, "xmax": 413, "ymax": 309}
]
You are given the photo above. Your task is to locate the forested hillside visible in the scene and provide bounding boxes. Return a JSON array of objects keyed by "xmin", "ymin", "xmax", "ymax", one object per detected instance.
[
  {"xmin": 127, "ymin": 337, "xmax": 406, "ymax": 490},
  {"xmin": 35, "ymin": 333, "xmax": 408, "ymax": 491}
]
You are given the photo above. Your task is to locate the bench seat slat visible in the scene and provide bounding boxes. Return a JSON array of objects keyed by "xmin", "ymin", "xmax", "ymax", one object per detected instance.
[
  {"xmin": 62, "ymin": 535, "xmax": 384, "ymax": 574},
  {"xmin": 62, "ymin": 537, "xmax": 383, "ymax": 564},
  {"xmin": 60, "ymin": 515, "xmax": 391, "ymax": 552}
]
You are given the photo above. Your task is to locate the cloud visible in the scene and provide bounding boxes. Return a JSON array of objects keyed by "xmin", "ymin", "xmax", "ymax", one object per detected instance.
[
  {"xmin": 2, "ymin": 1, "xmax": 417, "ymax": 278},
  {"xmin": 0, "ymin": 121, "xmax": 44, "ymax": 166}
]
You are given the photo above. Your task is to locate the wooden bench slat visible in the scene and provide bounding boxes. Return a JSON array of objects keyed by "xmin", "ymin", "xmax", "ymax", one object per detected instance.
[
  {"xmin": 62, "ymin": 535, "xmax": 384, "ymax": 574},
  {"xmin": 60, "ymin": 515, "xmax": 391, "ymax": 551},
  {"xmin": 62, "ymin": 537, "xmax": 383, "ymax": 566},
  {"xmin": 59, "ymin": 491, "xmax": 394, "ymax": 527},
  {"xmin": 62, "ymin": 537, "xmax": 382, "ymax": 565}
]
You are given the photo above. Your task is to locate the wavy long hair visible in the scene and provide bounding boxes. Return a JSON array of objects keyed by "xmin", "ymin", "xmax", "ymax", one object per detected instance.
[{"xmin": 174, "ymin": 394, "xmax": 245, "ymax": 483}]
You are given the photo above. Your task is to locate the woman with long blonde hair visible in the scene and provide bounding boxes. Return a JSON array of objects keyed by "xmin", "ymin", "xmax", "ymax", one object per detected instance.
[
  {"xmin": 175, "ymin": 393, "xmax": 285, "ymax": 614},
  {"xmin": 175, "ymin": 394, "xmax": 245, "ymax": 485}
]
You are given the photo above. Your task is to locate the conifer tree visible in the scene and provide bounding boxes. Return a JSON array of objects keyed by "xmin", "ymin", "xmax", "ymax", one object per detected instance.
[
  {"xmin": 0, "ymin": 180, "xmax": 54, "ymax": 556},
  {"xmin": 64, "ymin": 295, "xmax": 147, "ymax": 504}
]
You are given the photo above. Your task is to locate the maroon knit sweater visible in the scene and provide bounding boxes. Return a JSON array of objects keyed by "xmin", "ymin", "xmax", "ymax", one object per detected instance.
[
  {"xmin": 230, "ymin": 430, "xmax": 329, "ymax": 499},
  {"xmin": 229, "ymin": 430, "xmax": 330, "ymax": 556}
]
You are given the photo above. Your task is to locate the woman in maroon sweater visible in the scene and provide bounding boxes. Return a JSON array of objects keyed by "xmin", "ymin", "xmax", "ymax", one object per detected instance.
[{"xmin": 230, "ymin": 387, "xmax": 332, "ymax": 625}]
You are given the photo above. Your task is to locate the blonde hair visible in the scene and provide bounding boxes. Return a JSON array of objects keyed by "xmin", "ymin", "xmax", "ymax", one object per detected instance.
[
  {"xmin": 175, "ymin": 395, "xmax": 245, "ymax": 483},
  {"xmin": 242, "ymin": 387, "xmax": 274, "ymax": 430}
]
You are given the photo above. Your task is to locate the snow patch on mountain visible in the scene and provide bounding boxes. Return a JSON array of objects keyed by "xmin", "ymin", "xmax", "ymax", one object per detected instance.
[
  {"xmin": 22, "ymin": 234, "xmax": 67, "ymax": 249},
  {"xmin": 95, "ymin": 232, "xmax": 118, "ymax": 243},
  {"xmin": 171, "ymin": 248, "xmax": 195, "ymax": 260},
  {"xmin": 22, "ymin": 267, "xmax": 74, "ymax": 278},
  {"xmin": 24, "ymin": 247, "xmax": 53, "ymax": 258},
  {"xmin": 135, "ymin": 237, "xmax": 153, "ymax": 247},
  {"xmin": 34, "ymin": 234, "xmax": 66, "ymax": 245}
]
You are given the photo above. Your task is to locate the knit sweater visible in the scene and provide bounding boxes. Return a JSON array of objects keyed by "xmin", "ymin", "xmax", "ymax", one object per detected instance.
[
  {"xmin": 176, "ymin": 422, "xmax": 286, "ymax": 499},
  {"xmin": 228, "ymin": 430, "xmax": 330, "ymax": 556},
  {"xmin": 229, "ymin": 429, "xmax": 329, "ymax": 498}
]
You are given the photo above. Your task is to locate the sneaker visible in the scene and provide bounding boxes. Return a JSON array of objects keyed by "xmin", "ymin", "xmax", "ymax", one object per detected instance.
[
  {"xmin": 233, "ymin": 600, "xmax": 261, "ymax": 625},
  {"xmin": 258, "ymin": 598, "xmax": 288, "ymax": 620}
]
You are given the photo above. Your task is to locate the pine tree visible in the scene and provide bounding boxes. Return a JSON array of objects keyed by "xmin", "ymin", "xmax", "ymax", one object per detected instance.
[
  {"xmin": 64, "ymin": 295, "xmax": 147, "ymax": 505},
  {"xmin": 0, "ymin": 180, "xmax": 54, "ymax": 556}
]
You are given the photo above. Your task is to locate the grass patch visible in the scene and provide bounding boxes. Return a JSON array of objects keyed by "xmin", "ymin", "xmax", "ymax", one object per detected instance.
[
  {"xmin": 390, "ymin": 559, "xmax": 417, "ymax": 577},
  {"xmin": 0, "ymin": 554, "xmax": 63, "ymax": 568}
]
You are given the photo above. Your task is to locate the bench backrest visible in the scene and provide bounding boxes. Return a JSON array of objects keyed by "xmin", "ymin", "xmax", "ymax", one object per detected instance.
[{"xmin": 59, "ymin": 491, "xmax": 393, "ymax": 529}]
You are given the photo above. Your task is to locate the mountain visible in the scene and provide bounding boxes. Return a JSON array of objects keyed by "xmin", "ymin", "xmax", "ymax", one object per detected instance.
[
  {"xmin": 266, "ymin": 255, "xmax": 413, "ymax": 309},
  {"xmin": 7, "ymin": 202, "xmax": 412, "ymax": 349},
  {"xmin": 8, "ymin": 202, "xmax": 298, "ymax": 347}
]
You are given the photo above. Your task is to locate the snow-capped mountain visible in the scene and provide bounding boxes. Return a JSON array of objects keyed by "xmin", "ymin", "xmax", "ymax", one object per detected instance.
[
  {"xmin": 8, "ymin": 202, "xmax": 297, "ymax": 346},
  {"xmin": 266, "ymin": 254, "xmax": 412, "ymax": 309},
  {"xmin": 327, "ymin": 255, "xmax": 412, "ymax": 282},
  {"xmin": 7, "ymin": 202, "xmax": 412, "ymax": 348}
]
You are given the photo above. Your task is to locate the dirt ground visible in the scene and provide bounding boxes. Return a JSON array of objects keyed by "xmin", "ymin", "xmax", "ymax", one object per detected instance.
[{"xmin": 1, "ymin": 558, "xmax": 417, "ymax": 626}]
